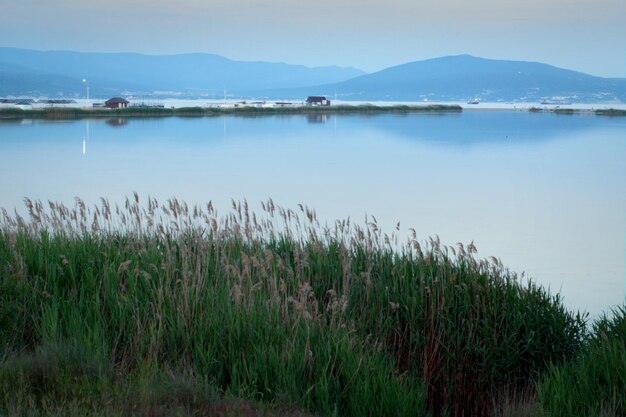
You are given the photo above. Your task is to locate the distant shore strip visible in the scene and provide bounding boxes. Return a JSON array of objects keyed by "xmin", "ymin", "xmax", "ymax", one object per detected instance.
[
  {"xmin": 0, "ymin": 104, "xmax": 462, "ymax": 119},
  {"xmin": 1, "ymin": 105, "xmax": 624, "ymax": 119}
]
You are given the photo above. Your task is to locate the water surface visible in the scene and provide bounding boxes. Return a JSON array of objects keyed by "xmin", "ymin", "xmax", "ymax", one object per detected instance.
[{"xmin": 1, "ymin": 112, "xmax": 624, "ymax": 317}]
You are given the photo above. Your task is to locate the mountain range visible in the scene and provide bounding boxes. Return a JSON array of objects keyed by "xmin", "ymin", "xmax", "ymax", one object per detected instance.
[
  {"xmin": 0, "ymin": 47, "xmax": 364, "ymax": 98},
  {"xmin": 1, "ymin": 48, "xmax": 625, "ymax": 103},
  {"xmin": 303, "ymin": 55, "xmax": 626, "ymax": 103}
]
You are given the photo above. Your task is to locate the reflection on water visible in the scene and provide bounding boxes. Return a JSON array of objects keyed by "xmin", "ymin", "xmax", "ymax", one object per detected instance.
[
  {"xmin": 105, "ymin": 118, "xmax": 129, "ymax": 127},
  {"xmin": 306, "ymin": 113, "xmax": 328, "ymax": 124},
  {"xmin": 69, "ymin": 111, "xmax": 618, "ymax": 144},
  {"xmin": 0, "ymin": 112, "xmax": 624, "ymax": 317}
]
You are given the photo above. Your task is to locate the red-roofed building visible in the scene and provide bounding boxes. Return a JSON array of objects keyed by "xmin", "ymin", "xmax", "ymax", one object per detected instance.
[{"xmin": 104, "ymin": 97, "xmax": 129, "ymax": 109}]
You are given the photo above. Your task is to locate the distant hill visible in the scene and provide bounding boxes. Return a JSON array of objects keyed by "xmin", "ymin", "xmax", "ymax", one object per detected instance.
[
  {"xmin": 0, "ymin": 47, "xmax": 365, "ymax": 98},
  {"xmin": 1, "ymin": 50, "xmax": 625, "ymax": 103},
  {"xmin": 275, "ymin": 55, "xmax": 626, "ymax": 103},
  {"xmin": 0, "ymin": 61, "xmax": 85, "ymax": 97}
]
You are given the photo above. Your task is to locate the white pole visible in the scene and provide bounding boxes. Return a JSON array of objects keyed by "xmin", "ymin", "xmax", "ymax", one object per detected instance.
[{"xmin": 82, "ymin": 79, "xmax": 89, "ymax": 101}]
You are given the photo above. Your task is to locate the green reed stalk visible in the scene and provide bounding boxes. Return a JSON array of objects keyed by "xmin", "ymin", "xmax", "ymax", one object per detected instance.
[{"xmin": 0, "ymin": 196, "xmax": 594, "ymax": 417}]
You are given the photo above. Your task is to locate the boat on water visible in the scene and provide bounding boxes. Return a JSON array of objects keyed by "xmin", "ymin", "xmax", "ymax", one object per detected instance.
[{"xmin": 467, "ymin": 98, "xmax": 480, "ymax": 105}]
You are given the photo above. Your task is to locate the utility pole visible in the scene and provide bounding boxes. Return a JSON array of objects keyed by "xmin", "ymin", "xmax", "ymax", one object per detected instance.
[{"xmin": 82, "ymin": 79, "xmax": 90, "ymax": 101}]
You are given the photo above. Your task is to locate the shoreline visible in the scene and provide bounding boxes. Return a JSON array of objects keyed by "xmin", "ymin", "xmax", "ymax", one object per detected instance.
[
  {"xmin": 0, "ymin": 104, "xmax": 462, "ymax": 119},
  {"xmin": 1, "ymin": 103, "xmax": 625, "ymax": 120}
]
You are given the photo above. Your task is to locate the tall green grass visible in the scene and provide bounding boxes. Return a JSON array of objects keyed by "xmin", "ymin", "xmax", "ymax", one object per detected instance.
[
  {"xmin": 538, "ymin": 306, "xmax": 626, "ymax": 417},
  {"xmin": 0, "ymin": 196, "xmax": 589, "ymax": 416}
]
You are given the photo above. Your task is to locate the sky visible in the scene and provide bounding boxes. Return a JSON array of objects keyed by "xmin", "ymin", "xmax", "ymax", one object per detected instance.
[{"xmin": 1, "ymin": 0, "xmax": 625, "ymax": 77}]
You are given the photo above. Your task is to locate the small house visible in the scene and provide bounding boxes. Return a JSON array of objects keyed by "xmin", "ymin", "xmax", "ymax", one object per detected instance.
[
  {"xmin": 306, "ymin": 96, "xmax": 331, "ymax": 107},
  {"xmin": 105, "ymin": 97, "xmax": 130, "ymax": 109}
]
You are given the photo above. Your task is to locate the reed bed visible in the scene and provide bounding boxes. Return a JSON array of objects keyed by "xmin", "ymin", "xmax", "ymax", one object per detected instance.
[
  {"xmin": 0, "ymin": 104, "xmax": 462, "ymax": 120},
  {"xmin": 538, "ymin": 306, "xmax": 626, "ymax": 417},
  {"xmin": 0, "ymin": 195, "xmax": 604, "ymax": 416}
]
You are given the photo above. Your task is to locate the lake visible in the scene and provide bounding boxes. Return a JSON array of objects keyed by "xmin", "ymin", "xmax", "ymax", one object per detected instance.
[{"xmin": 0, "ymin": 111, "xmax": 624, "ymax": 317}]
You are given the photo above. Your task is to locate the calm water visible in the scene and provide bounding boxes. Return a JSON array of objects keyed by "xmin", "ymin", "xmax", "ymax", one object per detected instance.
[{"xmin": 1, "ymin": 112, "xmax": 624, "ymax": 317}]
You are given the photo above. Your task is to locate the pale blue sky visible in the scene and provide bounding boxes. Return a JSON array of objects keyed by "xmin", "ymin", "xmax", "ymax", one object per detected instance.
[{"xmin": 1, "ymin": 0, "xmax": 625, "ymax": 77}]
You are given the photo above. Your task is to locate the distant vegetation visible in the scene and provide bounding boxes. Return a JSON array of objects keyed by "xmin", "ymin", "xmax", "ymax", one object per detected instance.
[
  {"xmin": 595, "ymin": 108, "xmax": 626, "ymax": 116},
  {"xmin": 528, "ymin": 107, "xmax": 626, "ymax": 116},
  {"xmin": 2, "ymin": 196, "xmax": 623, "ymax": 417},
  {"xmin": 0, "ymin": 104, "xmax": 462, "ymax": 120}
]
